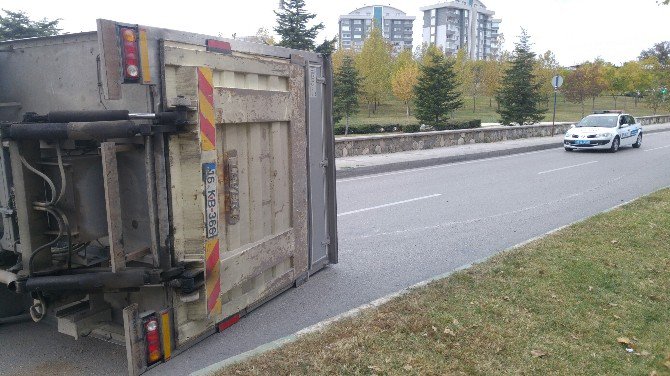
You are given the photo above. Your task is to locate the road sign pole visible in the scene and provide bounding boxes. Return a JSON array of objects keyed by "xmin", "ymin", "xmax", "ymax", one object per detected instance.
[
  {"xmin": 550, "ymin": 75, "xmax": 563, "ymax": 137},
  {"xmin": 552, "ymin": 88, "xmax": 558, "ymax": 136}
]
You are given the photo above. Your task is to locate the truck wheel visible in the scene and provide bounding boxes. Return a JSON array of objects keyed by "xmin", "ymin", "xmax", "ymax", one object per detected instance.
[
  {"xmin": 0, "ymin": 285, "xmax": 28, "ymax": 319},
  {"xmin": 632, "ymin": 133, "xmax": 642, "ymax": 148},
  {"xmin": 609, "ymin": 137, "xmax": 620, "ymax": 153}
]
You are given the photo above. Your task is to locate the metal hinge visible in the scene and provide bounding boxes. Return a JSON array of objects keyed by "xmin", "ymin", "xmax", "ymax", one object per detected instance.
[{"xmin": 320, "ymin": 159, "xmax": 328, "ymax": 168}]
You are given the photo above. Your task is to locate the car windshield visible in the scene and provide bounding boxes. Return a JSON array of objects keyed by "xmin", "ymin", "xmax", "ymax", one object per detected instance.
[{"xmin": 576, "ymin": 115, "xmax": 618, "ymax": 128}]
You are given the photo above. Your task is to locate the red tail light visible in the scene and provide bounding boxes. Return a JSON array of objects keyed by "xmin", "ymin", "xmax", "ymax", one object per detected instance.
[
  {"xmin": 120, "ymin": 27, "xmax": 140, "ymax": 82},
  {"xmin": 144, "ymin": 318, "xmax": 162, "ymax": 365}
]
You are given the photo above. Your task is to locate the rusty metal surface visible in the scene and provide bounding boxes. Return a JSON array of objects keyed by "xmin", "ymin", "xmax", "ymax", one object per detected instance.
[
  {"xmin": 97, "ymin": 20, "xmax": 122, "ymax": 100},
  {"xmin": 288, "ymin": 57, "xmax": 310, "ymax": 278},
  {"xmin": 214, "ymin": 88, "xmax": 291, "ymax": 124},
  {"xmin": 100, "ymin": 142, "xmax": 125, "ymax": 272}
]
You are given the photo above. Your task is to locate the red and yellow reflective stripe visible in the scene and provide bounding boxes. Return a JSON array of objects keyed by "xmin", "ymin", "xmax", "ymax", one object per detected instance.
[
  {"xmin": 198, "ymin": 66, "xmax": 221, "ymax": 319},
  {"xmin": 205, "ymin": 239, "xmax": 222, "ymax": 316},
  {"xmin": 198, "ymin": 67, "xmax": 216, "ymax": 151}
]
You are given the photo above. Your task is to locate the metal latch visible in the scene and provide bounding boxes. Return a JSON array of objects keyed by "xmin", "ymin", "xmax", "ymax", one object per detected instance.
[
  {"xmin": 320, "ymin": 160, "xmax": 328, "ymax": 168},
  {"xmin": 316, "ymin": 77, "xmax": 326, "ymax": 85},
  {"xmin": 321, "ymin": 237, "xmax": 330, "ymax": 247}
]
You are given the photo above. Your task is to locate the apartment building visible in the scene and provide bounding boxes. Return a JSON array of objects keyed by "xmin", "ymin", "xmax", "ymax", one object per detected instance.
[
  {"xmin": 421, "ymin": 0, "xmax": 501, "ymax": 60},
  {"xmin": 338, "ymin": 5, "xmax": 415, "ymax": 55}
]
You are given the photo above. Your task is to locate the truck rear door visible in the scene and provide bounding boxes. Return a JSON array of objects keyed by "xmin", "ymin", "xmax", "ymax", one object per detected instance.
[{"xmin": 161, "ymin": 41, "xmax": 312, "ymax": 340}]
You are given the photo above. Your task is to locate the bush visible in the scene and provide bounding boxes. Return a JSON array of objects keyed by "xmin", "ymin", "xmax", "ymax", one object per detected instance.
[
  {"xmin": 333, "ymin": 124, "xmax": 403, "ymax": 135},
  {"xmin": 401, "ymin": 124, "xmax": 421, "ymax": 133},
  {"xmin": 333, "ymin": 121, "xmax": 480, "ymax": 136},
  {"xmin": 432, "ymin": 120, "xmax": 482, "ymax": 131}
]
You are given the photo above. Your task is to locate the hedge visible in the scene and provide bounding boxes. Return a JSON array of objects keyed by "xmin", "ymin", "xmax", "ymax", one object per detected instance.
[{"xmin": 334, "ymin": 120, "xmax": 481, "ymax": 135}]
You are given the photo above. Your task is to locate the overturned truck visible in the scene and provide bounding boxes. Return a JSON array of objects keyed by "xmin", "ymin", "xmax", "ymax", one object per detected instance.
[{"xmin": 0, "ymin": 20, "xmax": 337, "ymax": 374}]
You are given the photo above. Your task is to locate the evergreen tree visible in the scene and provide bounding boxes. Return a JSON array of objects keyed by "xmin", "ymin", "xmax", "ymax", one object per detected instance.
[
  {"xmin": 413, "ymin": 47, "xmax": 462, "ymax": 126},
  {"xmin": 333, "ymin": 56, "xmax": 361, "ymax": 135},
  {"xmin": 495, "ymin": 30, "xmax": 547, "ymax": 125},
  {"xmin": 0, "ymin": 9, "xmax": 60, "ymax": 41},
  {"xmin": 274, "ymin": 0, "xmax": 323, "ymax": 51},
  {"xmin": 315, "ymin": 37, "xmax": 337, "ymax": 57}
]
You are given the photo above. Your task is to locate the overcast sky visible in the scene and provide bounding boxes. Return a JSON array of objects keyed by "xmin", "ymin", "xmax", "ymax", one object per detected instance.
[{"xmin": 5, "ymin": 0, "xmax": 670, "ymax": 66}]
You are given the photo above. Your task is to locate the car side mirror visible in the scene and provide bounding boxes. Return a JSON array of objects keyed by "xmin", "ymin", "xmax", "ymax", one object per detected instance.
[{"xmin": 570, "ymin": 124, "xmax": 576, "ymax": 128}]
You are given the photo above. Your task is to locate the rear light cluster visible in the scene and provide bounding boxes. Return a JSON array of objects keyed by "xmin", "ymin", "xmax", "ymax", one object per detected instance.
[
  {"xmin": 120, "ymin": 27, "xmax": 140, "ymax": 82},
  {"xmin": 144, "ymin": 317, "xmax": 162, "ymax": 365}
]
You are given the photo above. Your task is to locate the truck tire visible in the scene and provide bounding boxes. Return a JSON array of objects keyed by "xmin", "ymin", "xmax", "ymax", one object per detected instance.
[{"xmin": 0, "ymin": 285, "xmax": 28, "ymax": 319}]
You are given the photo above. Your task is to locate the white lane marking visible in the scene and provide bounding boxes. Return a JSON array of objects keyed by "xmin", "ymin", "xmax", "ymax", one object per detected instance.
[
  {"xmin": 537, "ymin": 161, "xmax": 598, "ymax": 175},
  {"xmin": 356, "ymin": 192, "xmax": 585, "ymax": 239},
  {"xmin": 337, "ymin": 194, "xmax": 442, "ymax": 217},
  {"xmin": 338, "ymin": 148, "xmax": 558, "ymax": 183},
  {"xmin": 355, "ymin": 174, "xmax": 626, "ymax": 240},
  {"xmin": 644, "ymin": 145, "xmax": 670, "ymax": 152}
]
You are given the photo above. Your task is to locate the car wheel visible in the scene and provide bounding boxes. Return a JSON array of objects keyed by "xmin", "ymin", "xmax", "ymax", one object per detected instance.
[
  {"xmin": 609, "ymin": 137, "xmax": 620, "ymax": 153},
  {"xmin": 632, "ymin": 133, "xmax": 642, "ymax": 148},
  {"xmin": 564, "ymin": 147, "xmax": 573, "ymax": 152}
]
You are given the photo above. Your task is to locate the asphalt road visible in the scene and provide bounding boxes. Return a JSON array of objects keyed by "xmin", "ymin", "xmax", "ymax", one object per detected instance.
[{"xmin": 2, "ymin": 131, "xmax": 670, "ymax": 376}]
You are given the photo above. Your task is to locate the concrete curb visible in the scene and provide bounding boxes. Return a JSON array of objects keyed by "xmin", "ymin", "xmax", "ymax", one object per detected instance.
[
  {"xmin": 336, "ymin": 142, "xmax": 560, "ymax": 179},
  {"xmin": 336, "ymin": 125, "xmax": 670, "ymax": 179},
  {"xmin": 191, "ymin": 191, "xmax": 654, "ymax": 376}
]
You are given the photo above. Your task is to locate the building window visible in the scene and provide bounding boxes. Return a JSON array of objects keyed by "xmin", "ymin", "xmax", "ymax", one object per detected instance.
[
  {"xmin": 353, "ymin": 20, "xmax": 362, "ymax": 24},
  {"xmin": 342, "ymin": 33, "xmax": 351, "ymax": 39},
  {"xmin": 341, "ymin": 25, "xmax": 350, "ymax": 31}
]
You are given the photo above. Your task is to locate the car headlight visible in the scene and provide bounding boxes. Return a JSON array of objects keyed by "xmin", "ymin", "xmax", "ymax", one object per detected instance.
[{"xmin": 597, "ymin": 133, "xmax": 613, "ymax": 138}]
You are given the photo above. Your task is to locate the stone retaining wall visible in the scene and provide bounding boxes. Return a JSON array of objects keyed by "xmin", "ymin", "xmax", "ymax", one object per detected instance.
[
  {"xmin": 335, "ymin": 115, "xmax": 670, "ymax": 158},
  {"xmin": 638, "ymin": 115, "xmax": 670, "ymax": 125},
  {"xmin": 335, "ymin": 123, "xmax": 574, "ymax": 158}
]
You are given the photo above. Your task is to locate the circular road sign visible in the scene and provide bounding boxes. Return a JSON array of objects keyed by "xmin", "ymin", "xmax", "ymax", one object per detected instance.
[{"xmin": 552, "ymin": 75, "xmax": 564, "ymax": 89}]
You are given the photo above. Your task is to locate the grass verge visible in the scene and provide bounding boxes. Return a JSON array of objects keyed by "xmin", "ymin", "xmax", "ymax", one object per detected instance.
[{"xmin": 219, "ymin": 189, "xmax": 670, "ymax": 375}]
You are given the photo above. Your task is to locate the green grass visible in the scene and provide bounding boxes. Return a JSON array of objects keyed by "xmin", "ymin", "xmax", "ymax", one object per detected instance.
[
  {"xmin": 343, "ymin": 94, "xmax": 663, "ymax": 128},
  {"xmin": 219, "ymin": 189, "xmax": 670, "ymax": 375}
]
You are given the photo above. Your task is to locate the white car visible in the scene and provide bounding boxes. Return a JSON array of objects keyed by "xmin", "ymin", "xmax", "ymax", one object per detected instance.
[{"xmin": 564, "ymin": 112, "xmax": 643, "ymax": 152}]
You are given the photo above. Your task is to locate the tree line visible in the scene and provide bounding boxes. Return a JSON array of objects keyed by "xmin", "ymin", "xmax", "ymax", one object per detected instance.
[
  {"xmin": 2, "ymin": 1, "xmax": 668, "ymax": 132},
  {"xmin": 332, "ymin": 29, "xmax": 670, "ymax": 132}
]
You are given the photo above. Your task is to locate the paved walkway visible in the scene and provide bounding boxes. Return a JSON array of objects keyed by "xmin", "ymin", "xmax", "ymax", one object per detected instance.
[{"xmin": 336, "ymin": 122, "xmax": 670, "ymax": 178}]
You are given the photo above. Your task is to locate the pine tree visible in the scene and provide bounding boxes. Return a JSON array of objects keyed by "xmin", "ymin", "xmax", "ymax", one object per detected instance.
[
  {"xmin": 274, "ymin": 0, "xmax": 323, "ymax": 51},
  {"xmin": 495, "ymin": 30, "xmax": 547, "ymax": 125},
  {"xmin": 413, "ymin": 47, "xmax": 462, "ymax": 126},
  {"xmin": 315, "ymin": 37, "xmax": 337, "ymax": 57},
  {"xmin": 333, "ymin": 56, "xmax": 361, "ymax": 135}
]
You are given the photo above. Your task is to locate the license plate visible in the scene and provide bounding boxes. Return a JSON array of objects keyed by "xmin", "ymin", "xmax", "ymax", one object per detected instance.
[{"xmin": 576, "ymin": 140, "xmax": 590, "ymax": 145}]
